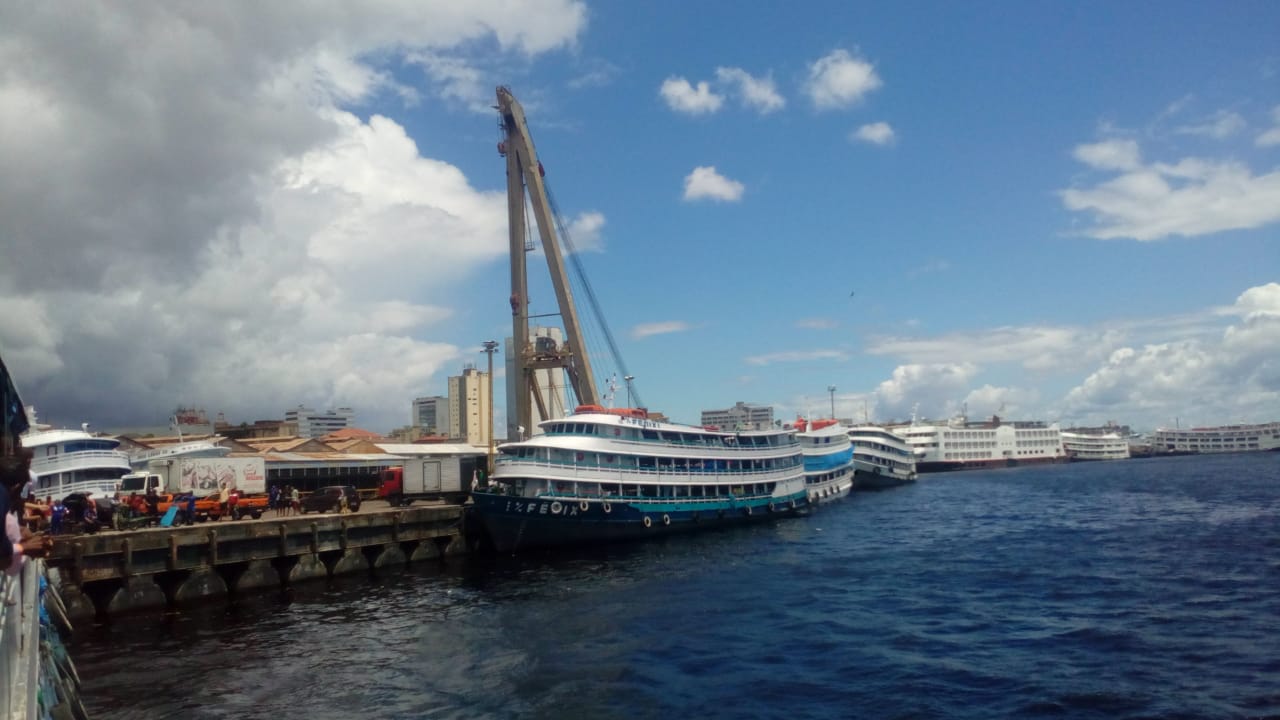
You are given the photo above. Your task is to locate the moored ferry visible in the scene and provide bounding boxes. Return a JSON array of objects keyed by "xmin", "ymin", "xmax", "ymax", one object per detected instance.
[
  {"xmin": 795, "ymin": 418, "xmax": 855, "ymax": 504},
  {"xmin": 847, "ymin": 425, "xmax": 917, "ymax": 489},
  {"xmin": 892, "ymin": 415, "xmax": 1065, "ymax": 473},
  {"xmin": 1061, "ymin": 431, "xmax": 1131, "ymax": 461},
  {"xmin": 470, "ymin": 406, "xmax": 807, "ymax": 552},
  {"xmin": 1152, "ymin": 422, "xmax": 1280, "ymax": 454},
  {"xmin": 21, "ymin": 412, "xmax": 131, "ymax": 500}
]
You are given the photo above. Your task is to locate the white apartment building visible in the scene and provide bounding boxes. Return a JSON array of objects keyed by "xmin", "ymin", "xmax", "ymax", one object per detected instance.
[
  {"xmin": 448, "ymin": 366, "xmax": 490, "ymax": 447},
  {"xmin": 285, "ymin": 406, "xmax": 354, "ymax": 439},
  {"xmin": 700, "ymin": 401, "xmax": 775, "ymax": 431}
]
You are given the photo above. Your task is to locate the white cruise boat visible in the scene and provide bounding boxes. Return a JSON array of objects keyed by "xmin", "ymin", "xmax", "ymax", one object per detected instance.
[
  {"xmin": 795, "ymin": 418, "xmax": 855, "ymax": 504},
  {"xmin": 1152, "ymin": 422, "xmax": 1280, "ymax": 454},
  {"xmin": 472, "ymin": 406, "xmax": 808, "ymax": 552},
  {"xmin": 21, "ymin": 412, "xmax": 131, "ymax": 500},
  {"xmin": 1061, "ymin": 431, "xmax": 1131, "ymax": 461},
  {"xmin": 892, "ymin": 414, "xmax": 1065, "ymax": 473},
  {"xmin": 847, "ymin": 425, "xmax": 917, "ymax": 489}
]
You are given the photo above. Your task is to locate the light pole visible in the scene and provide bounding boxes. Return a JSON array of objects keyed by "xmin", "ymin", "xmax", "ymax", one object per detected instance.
[
  {"xmin": 482, "ymin": 340, "xmax": 500, "ymax": 476},
  {"xmin": 624, "ymin": 375, "xmax": 634, "ymax": 408},
  {"xmin": 828, "ymin": 385, "xmax": 836, "ymax": 419}
]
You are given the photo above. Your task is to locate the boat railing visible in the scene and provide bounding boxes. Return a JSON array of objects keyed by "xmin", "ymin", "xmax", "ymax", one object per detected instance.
[
  {"xmin": 496, "ymin": 457, "xmax": 801, "ymax": 483},
  {"xmin": 0, "ymin": 559, "xmax": 40, "ymax": 719},
  {"xmin": 30, "ymin": 449, "xmax": 131, "ymax": 471}
]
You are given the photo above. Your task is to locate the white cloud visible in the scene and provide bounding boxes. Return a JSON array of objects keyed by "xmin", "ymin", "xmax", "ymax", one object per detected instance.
[
  {"xmin": 1257, "ymin": 105, "xmax": 1280, "ymax": 147},
  {"xmin": 714, "ymin": 67, "xmax": 785, "ymax": 114},
  {"xmin": 565, "ymin": 211, "xmax": 606, "ymax": 252},
  {"xmin": 0, "ymin": 1, "xmax": 585, "ymax": 432},
  {"xmin": 631, "ymin": 321, "xmax": 693, "ymax": 339},
  {"xmin": 744, "ymin": 350, "xmax": 848, "ymax": 366},
  {"xmin": 1061, "ymin": 139, "xmax": 1280, "ymax": 240},
  {"xmin": 659, "ymin": 76, "xmax": 724, "ymax": 115},
  {"xmin": 1073, "ymin": 139, "xmax": 1142, "ymax": 171},
  {"xmin": 1175, "ymin": 110, "xmax": 1246, "ymax": 139},
  {"xmin": 852, "ymin": 121, "xmax": 895, "ymax": 145},
  {"xmin": 874, "ymin": 363, "xmax": 978, "ymax": 420},
  {"xmin": 682, "ymin": 166, "xmax": 745, "ymax": 202},
  {"xmin": 868, "ymin": 325, "xmax": 1121, "ymax": 373},
  {"xmin": 1063, "ymin": 283, "xmax": 1280, "ymax": 426},
  {"xmin": 804, "ymin": 49, "xmax": 882, "ymax": 110}
]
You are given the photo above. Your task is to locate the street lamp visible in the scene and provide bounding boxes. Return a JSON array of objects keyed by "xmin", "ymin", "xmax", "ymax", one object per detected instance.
[
  {"xmin": 482, "ymin": 340, "xmax": 500, "ymax": 476},
  {"xmin": 828, "ymin": 385, "xmax": 836, "ymax": 419},
  {"xmin": 624, "ymin": 375, "xmax": 635, "ymax": 408}
]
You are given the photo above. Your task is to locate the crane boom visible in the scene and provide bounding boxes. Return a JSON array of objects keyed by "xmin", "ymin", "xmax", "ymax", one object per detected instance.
[{"xmin": 497, "ymin": 86, "xmax": 600, "ymax": 437}]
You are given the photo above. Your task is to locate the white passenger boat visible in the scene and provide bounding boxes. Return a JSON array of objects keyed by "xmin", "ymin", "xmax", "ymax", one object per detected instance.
[
  {"xmin": 21, "ymin": 413, "xmax": 131, "ymax": 501},
  {"xmin": 1152, "ymin": 421, "xmax": 1280, "ymax": 454},
  {"xmin": 128, "ymin": 437, "xmax": 230, "ymax": 468},
  {"xmin": 1061, "ymin": 431, "xmax": 1131, "ymax": 461},
  {"xmin": 473, "ymin": 406, "xmax": 807, "ymax": 552},
  {"xmin": 892, "ymin": 414, "xmax": 1065, "ymax": 473},
  {"xmin": 848, "ymin": 425, "xmax": 918, "ymax": 488},
  {"xmin": 795, "ymin": 418, "xmax": 854, "ymax": 504}
]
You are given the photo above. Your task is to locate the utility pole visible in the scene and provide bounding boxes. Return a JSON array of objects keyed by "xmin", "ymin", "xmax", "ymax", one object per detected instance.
[
  {"xmin": 482, "ymin": 340, "xmax": 500, "ymax": 475},
  {"xmin": 828, "ymin": 385, "xmax": 836, "ymax": 419}
]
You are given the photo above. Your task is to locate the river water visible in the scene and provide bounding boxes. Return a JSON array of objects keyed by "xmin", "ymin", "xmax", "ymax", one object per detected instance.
[{"xmin": 69, "ymin": 453, "xmax": 1280, "ymax": 719}]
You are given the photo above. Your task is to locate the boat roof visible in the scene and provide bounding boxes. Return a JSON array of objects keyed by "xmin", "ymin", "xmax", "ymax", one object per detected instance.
[{"xmin": 21, "ymin": 428, "xmax": 120, "ymax": 449}]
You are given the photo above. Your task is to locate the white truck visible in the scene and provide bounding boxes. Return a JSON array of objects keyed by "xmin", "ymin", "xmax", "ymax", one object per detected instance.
[
  {"xmin": 377, "ymin": 457, "xmax": 469, "ymax": 506},
  {"xmin": 119, "ymin": 457, "xmax": 267, "ymax": 496}
]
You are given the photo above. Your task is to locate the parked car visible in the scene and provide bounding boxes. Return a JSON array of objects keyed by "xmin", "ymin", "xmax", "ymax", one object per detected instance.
[{"xmin": 300, "ymin": 485, "xmax": 361, "ymax": 514}]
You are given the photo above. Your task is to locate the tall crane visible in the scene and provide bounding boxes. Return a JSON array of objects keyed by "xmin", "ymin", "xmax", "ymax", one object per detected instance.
[{"xmin": 496, "ymin": 86, "xmax": 600, "ymax": 437}]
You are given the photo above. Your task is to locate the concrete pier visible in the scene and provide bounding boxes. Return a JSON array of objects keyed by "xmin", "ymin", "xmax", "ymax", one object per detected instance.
[{"xmin": 46, "ymin": 504, "xmax": 465, "ymax": 619}]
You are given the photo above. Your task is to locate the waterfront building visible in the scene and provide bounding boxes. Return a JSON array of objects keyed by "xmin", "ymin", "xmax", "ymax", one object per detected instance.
[
  {"xmin": 448, "ymin": 366, "xmax": 490, "ymax": 446},
  {"xmin": 411, "ymin": 396, "xmax": 449, "ymax": 435},
  {"xmin": 700, "ymin": 401, "xmax": 774, "ymax": 432},
  {"xmin": 1152, "ymin": 422, "xmax": 1280, "ymax": 453},
  {"xmin": 284, "ymin": 406, "xmax": 354, "ymax": 439}
]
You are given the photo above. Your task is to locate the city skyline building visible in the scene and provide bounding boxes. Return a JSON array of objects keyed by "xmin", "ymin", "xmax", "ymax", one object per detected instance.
[
  {"xmin": 448, "ymin": 366, "xmax": 489, "ymax": 446},
  {"xmin": 411, "ymin": 395, "xmax": 449, "ymax": 435},
  {"xmin": 284, "ymin": 406, "xmax": 354, "ymax": 439},
  {"xmin": 700, "ymin": 401, "xmax": 775, "ymax": 432}
]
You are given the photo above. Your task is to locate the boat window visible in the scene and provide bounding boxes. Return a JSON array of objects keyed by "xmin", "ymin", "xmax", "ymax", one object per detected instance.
[{"xmin": 642, "ymin": 429, "xmax": 658, "ymax": 441}]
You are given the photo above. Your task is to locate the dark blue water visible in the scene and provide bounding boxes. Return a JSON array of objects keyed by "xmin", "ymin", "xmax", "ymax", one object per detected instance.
[{"xmin": 70, "ymin": 454, "xmax": 1280, "ymax": 719}]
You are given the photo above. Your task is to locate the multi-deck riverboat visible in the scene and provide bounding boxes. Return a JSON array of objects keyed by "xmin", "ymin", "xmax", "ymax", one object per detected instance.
[
  {"xmin": 795, "ymin": 418, "xmax": 854, "ymax": 504},
  {"xmin": 848, "ymin": 425, "xmax": 918, "ymax": 488}
]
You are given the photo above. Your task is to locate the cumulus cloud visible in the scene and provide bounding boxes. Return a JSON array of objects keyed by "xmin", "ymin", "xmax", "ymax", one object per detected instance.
[
  {"xmin": 867, "ymin": 325, "xmax": 1122, "ymax": 373},
  {"xmin": 0, "ymin": 1, "xmax": 586, "ymax": 432},
  {"xmin": 659, "ymin": 76, "xmax": 724, "ymax": 115},
  {"xmin": 682, "ymin": 166, "xmax": 745, "ymax": 202},
  {"xmin": 744, "ymin": 350, "xmax": 848, "ymax": 366},
  {"xmin": 1061, "ymin": 138, "xmax": 1280, "ymax": 240},
  {"xmin": 1062, "ymin": 283, "xmax": 1280, "ymax": 426},
  {"xmin": 1258, "ymin": 105, "xmax": 1280, "ymax": 147},
  {"xmin": 1175, "ymin": 110, "xmax": 1246, "ymax": 139},
  {"xmin": 565, "ymin": 211, "xmax": 606, "ymax": 252},
  {"xmin": 852, "ymin": 121, "xmax": 895, "ymax": 145},
  {"xmin": 631, "ymin": 321, "xmax": 693, "ymax": 339},
  {"xmin": 804, "ymin": 49, "xmax": 882, "ymax": 110},
  {"xmin": 714, "ymin": 67, "xmax": 785, "ymax": 114},
  {"xmin": 874, "ymin": 363, "xmax": 978, "ymax": 420}
]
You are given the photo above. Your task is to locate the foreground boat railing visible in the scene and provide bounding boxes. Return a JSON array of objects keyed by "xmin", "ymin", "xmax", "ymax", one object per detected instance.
[{"xmin": 0, "ymin": 560, "xmax": 40, "ymax": 720}]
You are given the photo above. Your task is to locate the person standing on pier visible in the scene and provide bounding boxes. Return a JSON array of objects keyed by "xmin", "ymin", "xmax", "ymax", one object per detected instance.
[{"xmin": 218, "ymin": 482, "xmax": 230, "ymax": 520}]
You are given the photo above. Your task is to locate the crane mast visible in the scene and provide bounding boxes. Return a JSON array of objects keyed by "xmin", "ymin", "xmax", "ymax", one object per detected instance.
[{"xmin": 497, "ymin": 86, "xmax": 600, "ymax": 438}]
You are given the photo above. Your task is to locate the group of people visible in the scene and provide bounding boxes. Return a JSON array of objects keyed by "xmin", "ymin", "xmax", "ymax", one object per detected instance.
[{"xmin": 269, "ymin": 484, "xmax": 301, "ymax": 516}]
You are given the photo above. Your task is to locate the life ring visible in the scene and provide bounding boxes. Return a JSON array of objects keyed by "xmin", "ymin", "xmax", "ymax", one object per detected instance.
[
  {"xmin": 744, "ymin": 506, "xmax": 752, "ymax": 516},
  {"xmin": 662, "ymin": 514, "xmax": 671, "ymax": 526},
  {"xmin": 874, "ymin": 466, "xmax": 882, "ymax": 475},
  {"xmin": 550, "ymin": 501, "xmax": 563, "ymax": 514},
  {"xmin": 579, "ymin": 500, "xmax": 589, "ymax": 512},
  {"xmin": 643, "ymin": 515, "xmax": 652, "ymax": 528},
  {"xmin": 789, "ymin": 499, "xmax": 797, "ymax": 510},
  {"xmin": 768, "ymin": 502, "xmax": 776, "ymax": 513},
  {"xmin": 602, "ymin": 501, "xmax": 612, "ymax": 513}
]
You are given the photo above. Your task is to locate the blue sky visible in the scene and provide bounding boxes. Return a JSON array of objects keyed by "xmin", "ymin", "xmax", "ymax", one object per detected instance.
[{"xmin": 1, "ymin": 1, "xmax": 1277, "ymax": 434}]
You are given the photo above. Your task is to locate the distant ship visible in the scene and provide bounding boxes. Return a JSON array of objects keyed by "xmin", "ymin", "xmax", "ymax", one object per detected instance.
[
  {"xmin": 847, "ymin": 425, "xmax": 918, "ymax": 488},
  {"xmin": 1061, "ymin": 431, "xmax": 1131, "ymax": 461},
  {"xmin": 794, "ymin": 417, "xmax": 855, "ymax": 504},
  {"xmin": 892, "ymin": 414, "xmax": 1065, "ymax": 473},
  {"xmin": 1152, "ymin": 422, "xmax": 1280, "ymax": 454}
]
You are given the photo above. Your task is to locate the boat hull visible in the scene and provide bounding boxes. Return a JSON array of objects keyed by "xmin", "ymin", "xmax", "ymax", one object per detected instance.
[
  {"xmin": 469, "ymin": 491, "xmax": 806, "ymax": 553},
  {"xmin": 915, "ymin": 455, "xmax": 1065, "ymax": 473}
]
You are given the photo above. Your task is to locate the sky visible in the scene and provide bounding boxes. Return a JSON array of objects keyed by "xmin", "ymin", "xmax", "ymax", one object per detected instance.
[{"xmin": 1, "ymin": 1, "xmax": 1278, "ymax": 435}]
